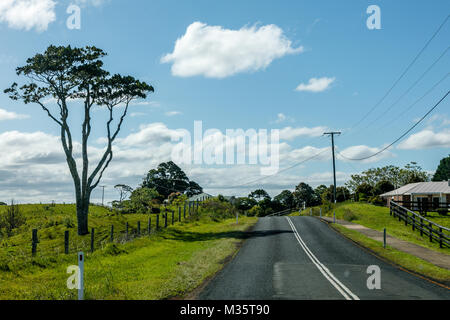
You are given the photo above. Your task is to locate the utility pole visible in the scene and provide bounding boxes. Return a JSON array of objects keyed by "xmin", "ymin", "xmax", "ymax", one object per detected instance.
[
  {"xmin": 100, "ymin": 185, "xmax": 106, "ymax": 206},
  {"xmin": 324, "ymin": 132, "xmax": 341, "ymax": 205}
]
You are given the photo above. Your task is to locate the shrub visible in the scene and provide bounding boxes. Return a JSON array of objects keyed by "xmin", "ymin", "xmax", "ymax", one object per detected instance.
[
  {"xmin": 0, "ymin": 202, "xmax": 25, "ymax": 237},
  {"xmin": 104, "ymin": 243, "xmax": 128, "ymax": 256},
  {"xmin": 199, "ymin": 198, "xmax": 234, "ymax": 220},
  {"xmin": 343, "ymin": 209, "xmax": 358, "ymax": 222},
  {"xmin": 248, "ymin": 205, "xmax": 263, "ymax": 217},
  {"xmin": 369, "ymin": 196, "xmax": 385, "ymax": 206},
  {"xmin": 63, "ymin": 217, "xmax": 75, "ymax": 229},
  {"xmin": 437, "ymin": 208, "xmax": 448, "ymax": 216}
]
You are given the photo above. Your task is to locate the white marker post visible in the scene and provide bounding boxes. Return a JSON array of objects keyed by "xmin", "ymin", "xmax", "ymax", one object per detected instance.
[
  {"xmin": 236, "ymin": 211, "xmax": 239, "ymax": 225},
  {"xmin": 320, "ymin": 208, "xmax": 322, "ymax": 218},
  {"xmin": 78, "ymin": 252, "xmax": 84, "ymax": 300},
  {"xmin": 310, "ymin": 208, "xmax": 312, "ymax": 216}
]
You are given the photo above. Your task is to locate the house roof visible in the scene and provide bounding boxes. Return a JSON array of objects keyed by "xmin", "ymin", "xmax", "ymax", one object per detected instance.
[
  {"xmin": 381, "ymin": 181, "xmax": 450, "ymax": 197},
  {"xmin": 188, "ymin": 193, "xmax": 214, "ymax": 201}
]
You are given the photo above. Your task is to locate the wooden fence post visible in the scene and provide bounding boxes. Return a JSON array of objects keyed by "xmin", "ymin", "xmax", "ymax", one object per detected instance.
[
  {"xmin": 64, "ymin": 230, "xmax": 69, "ymax": 254},
  {"xmin": 126, "ymin": 222, "xmax": 129, "ymax": 240},
  {"xmin": 137, "ymin": 221, "xmax": 141, "ymax": 236},
  {"xmin": 156, "ymin": 214, "xmax": 159, "ymax": 230},
  {"xmin": 165, "ymin": 209, "xmax": 168, "ymax": 228},
  {"xmin": 31, "ymin": 229, "xmax": 38, "ymax": 256},
  {"xmin": 90, "ymin": 228, "xmax": 95, "ymax": 253},
  {"xmin": 420, "ymin": 218, "xmax": 423, "ymax": 237},
  {"xmin": 110, "ymin": 225, "xmax": 114, "ymax": 242},
  {"xmin": 148, "ymin": 217, "xmax": 151, "ymax": 235},
  {"xmin": 429, "ymin": 223, "xmax": 433, "ymax": 243},
  {"xmin": 439, "ymin": 228, "xmax": 443, "ymax": 249}
]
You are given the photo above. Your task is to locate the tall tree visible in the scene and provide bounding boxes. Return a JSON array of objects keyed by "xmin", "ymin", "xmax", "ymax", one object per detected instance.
[
  {"xmin": 142, "ymin": 161, "xmax": 202, "ymax": 199},
  {"xmin": 114, "ymin": 184, "xmax": 133, "ymax": 203},
  {"xmin": 5, "ymin": 45, "xmax": 154, "ymax": 235},
  {"xmin": 432, "ymin": 155, "xmax": 450, "ymax": 182},
  {"xmin": 293, "ymin": 182, "xmax": 315, "ymax": 207},
  {"xmin": 274, "ymin": 190, "xmax": 295, "ymax": 209},
  {"xmin": 249, "ymin": 189, "xmax": 271, "ymax": 202}
]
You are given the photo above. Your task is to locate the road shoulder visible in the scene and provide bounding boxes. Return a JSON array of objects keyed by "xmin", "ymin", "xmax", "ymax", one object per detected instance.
[{"xmin": 319, "ymin": 217, "xmax": 450, "ymax": 288}]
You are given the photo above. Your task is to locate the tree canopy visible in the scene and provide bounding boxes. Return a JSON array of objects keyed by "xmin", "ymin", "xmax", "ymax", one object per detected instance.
[
  {"xmin": 433, "ymin": 155, "xmax": 450, "ymax": 182},
  {"xmin": 142, "ymin": 161, "xmax": 203, "ymax": 199}
]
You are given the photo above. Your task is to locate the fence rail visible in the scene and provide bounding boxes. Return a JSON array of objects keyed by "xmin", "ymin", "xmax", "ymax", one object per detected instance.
[
  {"xmin": 266, "ymin": 208, "xmax": 294, "ymax": 217},
  {"xmin": 390, "ymin": 201, "xmax": 450, "ymax": 249}
]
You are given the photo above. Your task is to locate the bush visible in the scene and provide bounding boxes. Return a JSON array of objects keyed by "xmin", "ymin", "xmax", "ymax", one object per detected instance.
[
  {"xmin": 63, "ymin": 217, "xmax": 75, "ymax": 229},
  {"xmin": 369, "ymin": 196, "xmax": 385, "ymax": 206},
  {"xmin": 343, "ymin": 209, "xmax": 358, "ymax": 222},
  {"xmin": 437, "ymin": 208, "xmax": 448, "ymax": 216},
  {"xmin": 0, "ymin": 202, "xmax": 25, "ymax": 237},
  {"xmin": 248, "ymin": 205, "xmax": 263, "ymax": 217},
  {"xmin": 199, "ymin": 198, "xmax": 234, "ymax": 221}
]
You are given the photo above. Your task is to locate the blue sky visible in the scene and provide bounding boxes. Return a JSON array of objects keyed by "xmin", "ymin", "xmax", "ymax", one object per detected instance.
[{"xmin": 0, "ymin": 0, "xmax": 449, "ymax": 204}]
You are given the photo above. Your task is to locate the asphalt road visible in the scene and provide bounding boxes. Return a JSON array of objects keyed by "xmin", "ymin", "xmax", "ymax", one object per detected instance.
[{"xmin": 198, "ymin": 216, "xmax": 450, "ymax": 300}]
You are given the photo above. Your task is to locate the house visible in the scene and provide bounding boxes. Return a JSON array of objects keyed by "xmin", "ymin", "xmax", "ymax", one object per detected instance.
[
  {"xmin": 380, "ymin": 180, "xmax": 450, "ymax": 211},
  {"xmin": 188, "ymin": 193, "xmax": 214, "ymax": 202}
]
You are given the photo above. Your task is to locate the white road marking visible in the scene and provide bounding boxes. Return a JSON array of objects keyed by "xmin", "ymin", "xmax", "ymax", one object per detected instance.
[{"xmin": 285, "ymin": 217, "xmax": 360, "ymax": 300}]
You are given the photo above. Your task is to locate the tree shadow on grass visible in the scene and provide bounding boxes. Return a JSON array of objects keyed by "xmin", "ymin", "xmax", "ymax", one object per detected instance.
[{"xmin": 159, "ymin": 229, "xmax": 293, "ymax": 242}]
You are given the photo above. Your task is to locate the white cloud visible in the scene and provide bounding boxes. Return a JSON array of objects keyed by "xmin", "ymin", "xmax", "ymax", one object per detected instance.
[
  {"xmin": 295, "ymin": 77, "xmax": 335, "ymax": 93},
  {"xmin": 338, "ymin": 145, "xmax": 393, "ymax": 163},
  {"xmin": 0, "ymin": 0, "xmax": 56, "ymax": 32},
  {"xmin": 0, "ymin": 108, "xmax": 29, "ymax": 121},
  {"xmin": 279, "ymin": 126, "xmax": 328, "ymax": 141},
  {"xmin": 161, "ymin": 21, "xmax": 303, "ymax": 78},
  {"xmin": 272, "ymin": 113, "xmax": 295, "ymax": 124},
  {"xmin": 0, "ymin": 123, "xmax": 384, "ymax": 203},
  {"xmin": 74, "ymin": 0, "xmax": 108, "ymax": 7},
  {"xmin": 398, "ymin": 129, "xmax": 450, "ymax": 150},
  {"xmin": 165, "ymin": 111, "xmax": 182, "ymax": 117}
]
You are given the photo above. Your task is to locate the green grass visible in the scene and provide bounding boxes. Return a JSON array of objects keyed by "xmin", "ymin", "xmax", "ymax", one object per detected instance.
[
  {"xmin": 320, "ymin": 202, "xmax": 450, "ymax": 255},
  {"xmin": 0, "ymin": 203, "xmax": 258, "ymax": 299},
  {"xmin": 0, "ymin": 204, "xmax": 161, "ymax": 272},
  {"xmin": 331, "ymin": 224, "xmax": 450, "ymax": 284}
]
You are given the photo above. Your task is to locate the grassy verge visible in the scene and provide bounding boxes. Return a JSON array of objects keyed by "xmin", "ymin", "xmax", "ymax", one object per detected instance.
[
  {"xmin": 330, "ymin": 223, "xmax": 450, "ymax": 285},
  {"xmin": 319, "ymin": 202, "xmax": 450, "ymax": 255},
  {"xmin": 0, "ymin": 215, "xmax": 257, "ymax": 300}
]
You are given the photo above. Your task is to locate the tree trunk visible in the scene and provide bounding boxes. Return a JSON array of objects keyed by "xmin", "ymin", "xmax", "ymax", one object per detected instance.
[{"xmin": 76, "ymin": 196, "xmax": 90, "ymax": 235}]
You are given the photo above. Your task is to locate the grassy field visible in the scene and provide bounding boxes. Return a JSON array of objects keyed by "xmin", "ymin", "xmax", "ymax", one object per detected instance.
[
  {"xmin": 306, "ymin": 202, "xmax": 450, "ymax": 255},
  {"xmin": 0, "ymin": 204, "xmax": 258, "ymax": 300}
]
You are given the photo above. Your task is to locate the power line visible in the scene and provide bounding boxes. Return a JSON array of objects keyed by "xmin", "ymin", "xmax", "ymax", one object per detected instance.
[
  {"xmin": 338, "ymin": 90, "xmax": 449, "ymax": 161},
  {"xmin": 377, "ymin": 72, "xmax": 449, "ymax": 130},
  {"xmin": 359, "ymin": 46, "xmax": 450, "ymax": 131},
  {"xmin": 229, "ymin": 148, "xmax": 330, "ymax": 189},
  {"xmin": 348, "ymin": 14, "xmax": 449, "ymax": 133}
]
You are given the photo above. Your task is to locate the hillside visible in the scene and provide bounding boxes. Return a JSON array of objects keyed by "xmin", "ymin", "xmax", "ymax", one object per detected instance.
[{"xmin": 0, "ymin": 203, "xmax": 257, "ymax": 299}]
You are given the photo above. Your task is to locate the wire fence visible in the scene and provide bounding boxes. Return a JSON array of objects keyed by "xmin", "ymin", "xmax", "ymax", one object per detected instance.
[{"xmin": 6, "ymin": 201, "xmax": 204, "ymax": 267}]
